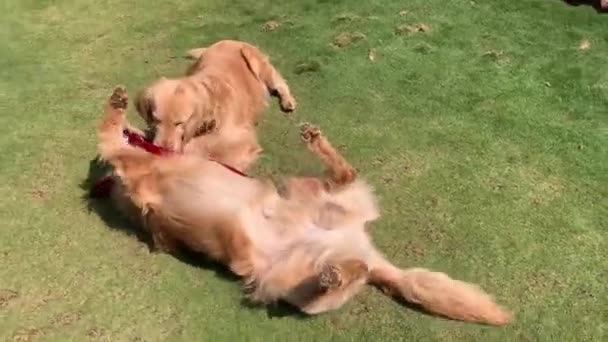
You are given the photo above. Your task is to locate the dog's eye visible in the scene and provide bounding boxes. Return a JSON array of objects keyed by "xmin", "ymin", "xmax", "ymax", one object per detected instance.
[{"xmin": 174, "ymin": 121, "xmax": 184, "ymax": 127}]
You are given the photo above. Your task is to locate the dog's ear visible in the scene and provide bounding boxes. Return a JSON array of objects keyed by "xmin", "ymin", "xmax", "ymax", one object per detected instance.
[
  {"xmin": 134, "ymin": 87, "xmax": 156, "ymax": 124},
  {"xmin": 240, "ymin": 46, "xmax": 265, "ymax": 81}
]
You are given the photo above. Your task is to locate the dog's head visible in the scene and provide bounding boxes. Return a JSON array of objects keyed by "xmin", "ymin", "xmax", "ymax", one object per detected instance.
[{"xmin": 135, "ymin": 78, "xmax": 215, "ymax": 152}]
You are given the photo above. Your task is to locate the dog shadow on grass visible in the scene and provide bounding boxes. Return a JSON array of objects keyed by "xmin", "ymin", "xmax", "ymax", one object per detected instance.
[
  {"xmin": 80, "ymin": 156, "xmax": 306, "ymax": 319},
  {"xmin": 563, "ymin": 0, "xmax": 607, "ymax": 13}
]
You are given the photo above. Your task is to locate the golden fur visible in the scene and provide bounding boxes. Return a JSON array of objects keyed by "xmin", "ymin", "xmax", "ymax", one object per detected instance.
[
  {"xmin": 134, "ymin": 40, "xmax": 296, "ymax": 171},
  {"xmin": 97, "ymin": 87, "xmax": 513, "ymax": 325}
]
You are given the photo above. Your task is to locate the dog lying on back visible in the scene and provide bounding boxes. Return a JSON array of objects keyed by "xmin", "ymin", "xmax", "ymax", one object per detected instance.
[
  {"xmin": 98, "ymin": 86, "xmax": 513, "ymax": 325},
  {"xmin": 134, "ymin": 40, "xmax": 297, "ymax": 172}
]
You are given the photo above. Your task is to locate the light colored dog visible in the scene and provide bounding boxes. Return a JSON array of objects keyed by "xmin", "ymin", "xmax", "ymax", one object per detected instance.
[
  {"xmin": 134, "ymin": 40, "xmax": 296, "ymax": 172},
  {"xmin": 97, "ymin": 86, "xmax": 512, "ymax": 325}
]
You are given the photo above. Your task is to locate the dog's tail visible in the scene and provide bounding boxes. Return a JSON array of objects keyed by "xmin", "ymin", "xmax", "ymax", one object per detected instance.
[{"xmin": 368, "ymin": 256, "xmax": 512, "ymax": 326}]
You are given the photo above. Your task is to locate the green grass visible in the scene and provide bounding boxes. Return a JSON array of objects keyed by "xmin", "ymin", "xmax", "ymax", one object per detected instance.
[{"xmin": 1, "ymin": 0, "xmax": 607, "ymax": 340}]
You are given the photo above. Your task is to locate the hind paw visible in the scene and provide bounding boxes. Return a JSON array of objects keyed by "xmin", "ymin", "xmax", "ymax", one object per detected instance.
[
  {"xmin": 280, "ymin": 95, "xmax": 297, "ymax": 113},
  {"xmin": 318, "ymin": 264, "xmax": 343, "ymax": 290},
  {"xmin": 109, "ymin": 86, "xmax": 128, "ymax": 110},
  {"xmin": 243, "ymin": 278, "xmax": 258, "ymax": 295}
]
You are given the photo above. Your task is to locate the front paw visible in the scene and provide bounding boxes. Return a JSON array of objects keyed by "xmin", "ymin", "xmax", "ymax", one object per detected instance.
[
  {"xmin": 300, "ymin": 123, "xmax": 321, "ymax": 143},
  {"xmin": 280, "ymin": 95, "xmax": 297, "ymax": 113},
  {"xmin": 109, "ymin": 86, "xmax": 128, "ymax": 110}
]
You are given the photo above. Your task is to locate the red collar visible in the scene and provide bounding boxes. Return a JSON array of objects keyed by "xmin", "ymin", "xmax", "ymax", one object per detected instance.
[{"xmin": 91, "ymin": 129, "xmax": 248, "ymax": 198}]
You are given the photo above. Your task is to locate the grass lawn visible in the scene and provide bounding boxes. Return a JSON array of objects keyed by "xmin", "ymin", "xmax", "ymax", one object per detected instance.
[{"xmin": 1, "ymin": 0, "xmax": 607, "ymax": 340}]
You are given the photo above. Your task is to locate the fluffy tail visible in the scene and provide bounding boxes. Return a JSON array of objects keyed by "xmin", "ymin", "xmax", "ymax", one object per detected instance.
[{"xmin": 369, "ymin": 258, "xmax": 512, "ymax": 326}]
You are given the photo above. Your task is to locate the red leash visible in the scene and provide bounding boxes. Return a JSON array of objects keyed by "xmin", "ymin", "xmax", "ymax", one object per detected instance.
[
  {"xmin": 123, "ymin": 129, "xmax": 172, "ymax": 156},
  {"xmin": 91, "ymin": 129, "xmax": 248, "ymax": 198}
]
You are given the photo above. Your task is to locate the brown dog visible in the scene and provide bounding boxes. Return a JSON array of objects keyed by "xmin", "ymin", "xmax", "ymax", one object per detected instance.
[
  {"xmin": 134, "ymin": 40, "xmax": 297, "ymax": 171},
  {"xmin": 98, "ymin": 86, "xmax": 512, "ymax": 325}
]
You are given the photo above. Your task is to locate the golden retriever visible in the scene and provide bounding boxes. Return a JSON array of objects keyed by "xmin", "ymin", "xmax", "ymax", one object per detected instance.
[
  {"xmin": 134, "ymin": 40, "xmax": 297, "ymax": 171},
  {"xmin": 97, "ymin": 86, "xmax": 512, "ymax": 325}
]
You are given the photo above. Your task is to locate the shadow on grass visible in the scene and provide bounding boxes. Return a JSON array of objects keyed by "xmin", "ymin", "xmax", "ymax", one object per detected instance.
[
  {"xmin": 241, "ymin": 299, "xmax": 309, "ymax": 319},
  {"xmin": 563, "ymin": 0, "xmax": 607, "ymax": 13},
  {"xmin": 80, "ymin": 157, "xmax": 242, "ymax": 281},
  {"xmin": 373, "ymin": 286, "xmax": 463, "ymax": 323},
  {"xmin": 80, "ymin": 156, "xmax": 151, "ymax": 244},
  {"xmin": 80, "ymin": 156, "xmax": 306, "ymax": 318}
]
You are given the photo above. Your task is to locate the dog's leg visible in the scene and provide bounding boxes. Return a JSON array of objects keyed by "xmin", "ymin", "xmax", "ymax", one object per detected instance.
[
  {"xmin": 144, "ymin": 215, "xmax": 179, "ymax": 254},
  {"xmin": 98, "ymin": 86, "xmax": 133, "ymax": 158},
  {"xmin": 151, "ymin": 229, "xmax": 179, "ymax": 254},
  {"xmin": 126, "ymin": 124, "xmax": 147, "ymax": 138},
  {"xmin": 240, "ymin": 46, "xmax": 297, "ymax": 113},
  {"xmin": 265, "ymin": 68, "xmax": 297, "ymax": 113},
  {"xmin": 225, "ymin": 221, "xmax": 257, "ymax": 278},
  {"xmin": 286, "ymin": 258, "xmax": 368, "ymax": 314},
  {"xmin": 300, "ymin": 124, "xmax": 356, "ymax": 187},
  {"xmin": 318, "ymin": 259, "xmax": 368, "ymax": 291}
]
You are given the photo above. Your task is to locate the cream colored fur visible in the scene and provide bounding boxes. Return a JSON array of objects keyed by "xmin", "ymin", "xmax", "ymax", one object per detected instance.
[
  {"xmin": 135, "ymin": 40, "xmax": 296, "ymax": 172},
  {"xmin": 98, "ymin": 87, "xmax": 513, "ymax": 326}
]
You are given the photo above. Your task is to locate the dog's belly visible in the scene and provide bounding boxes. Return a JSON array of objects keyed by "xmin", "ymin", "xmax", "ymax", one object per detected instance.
[{"xmin": 245, "ymin": 208, "xmax": 376, "ymax": 273}]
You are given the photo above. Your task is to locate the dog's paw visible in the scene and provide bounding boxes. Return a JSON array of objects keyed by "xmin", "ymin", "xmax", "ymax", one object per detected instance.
[
  {"xmin": 243, "ymin": 278, "xmax": 258, "ymax": 295},
  {"xmin": 109, "ymin": 86, "xmax": 128, "ymax": 110},
  {"xmin": 280, "ymin": 95, "xmax": 297, "ymax": 113},
  {"xmin": 318, "ymin": 264, "xmax": 343, "ymax": 290},
  {"xmin": 300, "ymin": 123, "xmax": 321, "ymax": 143}
]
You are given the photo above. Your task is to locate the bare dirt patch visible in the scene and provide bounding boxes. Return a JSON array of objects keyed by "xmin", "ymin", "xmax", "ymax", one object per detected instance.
[
  {"xmin": 395, "ymin": 23, "xmax": 431, "ymax": 35},
  {"xmin": 294, "ymin": 60, "xmax": 321, "ymax": 74},
  {"xmin": 261, "ymin": 20, "xmax": 280, "ymax": 32},
  {"xmin": 482, "ymin": 50, "xmax": 510, "ymax": 64},
  {"xmin": 51, "ymin": 311, "xmax": 82, "ymax": 327},
  {"xmin": 0, "ymin": 289, "xmax": 19, "ymax": 308},
  {"xmin": 86, "ymin": 327, "xmax": 106, "ymax": 339},
  {"xmin": 404, "ymin": 241, "xmax": 426, "ymax": 258},
  {"xmin": 28, "ymin": 189, "xmax": 48, "ymax": 201},
  {"xmin": 368, "ymin": 48, "xmax": 376, "ymax": 62},
  {"xmin": 12, "ymin": 328, "xmax": 44, "ymax": 342},
  {"xmin": 333, "ymin": 13, "xmax": 361, "ymax": 23},
  {"xmin": 333, "ymin": 32, "xmax": 366, "ymax": 48}
]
